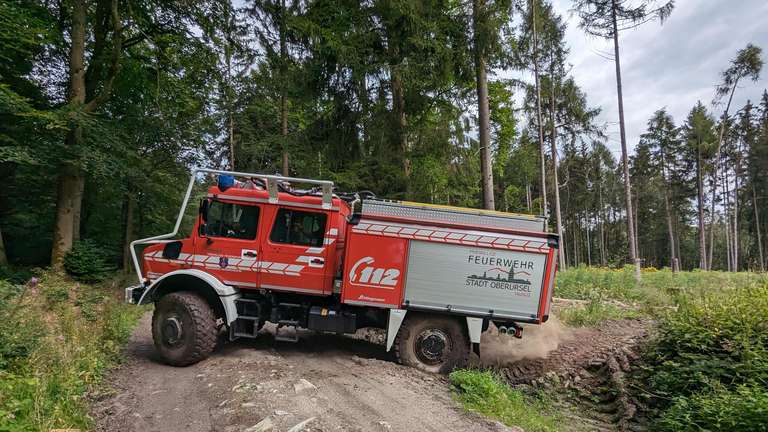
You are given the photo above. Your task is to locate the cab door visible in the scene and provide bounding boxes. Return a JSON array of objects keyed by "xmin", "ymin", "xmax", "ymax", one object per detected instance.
[
  {"xmin": 194, "ymin": 199, "xmax": 262, "ymax": 288},
  {"xmin": 259, "ymin": 206, "xmax": 331, "ymax": 295}
]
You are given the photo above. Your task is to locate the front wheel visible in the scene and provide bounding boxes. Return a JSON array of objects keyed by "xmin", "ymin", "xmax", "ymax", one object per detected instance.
[
  {"xmin": 152, "ymin": 292, "xmax": 218, "ymax": 366},
  {"xmin": 394, "ymin": 315, "xmax": 470, "ymax": 374}
]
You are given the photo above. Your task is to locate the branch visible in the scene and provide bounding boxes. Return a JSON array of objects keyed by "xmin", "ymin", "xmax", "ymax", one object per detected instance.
[{"xmin": 84, "ymin": 0, "xmax": 122, "ymax": 113}]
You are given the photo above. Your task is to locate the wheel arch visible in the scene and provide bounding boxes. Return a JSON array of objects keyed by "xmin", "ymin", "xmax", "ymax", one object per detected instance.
[
  {"xmin": 386, "ymin": 310, "xmax": 482, "ymax": 352},
  {"xmin": 139, "ymin": 270, "xmax": 240, "ymax": 324}
]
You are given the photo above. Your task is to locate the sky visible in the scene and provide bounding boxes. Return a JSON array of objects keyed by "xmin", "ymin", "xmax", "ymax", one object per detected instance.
[{"xmin": 547, "ymin": 0, "xmax": 768, "ymax": 158}]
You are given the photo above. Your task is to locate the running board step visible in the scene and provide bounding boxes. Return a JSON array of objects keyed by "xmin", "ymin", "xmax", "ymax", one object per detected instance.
[{"xmin": 231, "ymin": 317, "xmax": 260, "ymax": 339}]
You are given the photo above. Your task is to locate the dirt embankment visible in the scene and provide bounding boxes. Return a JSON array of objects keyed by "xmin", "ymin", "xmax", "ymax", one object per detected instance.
[{"xmin": 482, "ymin": 315, "xmax": 652, "ymax": 431}]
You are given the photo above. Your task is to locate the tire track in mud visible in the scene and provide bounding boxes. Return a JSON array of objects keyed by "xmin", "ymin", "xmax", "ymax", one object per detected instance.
[{"xmin": 482, "ymin": 317, "xmax": 652, "ymax": 431}]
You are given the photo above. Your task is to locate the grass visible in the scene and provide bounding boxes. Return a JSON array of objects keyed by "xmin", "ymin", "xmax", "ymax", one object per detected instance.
[
  {"xmin": 555, "ymin": 265, "xmax": 767, "ymax": 310},
  {"xmin": 450, "ymin": 369, "xmax": 560, "ymax": 432},
  {"xmin": 0, "ymin": 269, "xmax": 146, "ymax": 431},
  {"xmin": 558, "ymin": 299, "xmax": 641, "ymax": 327}
]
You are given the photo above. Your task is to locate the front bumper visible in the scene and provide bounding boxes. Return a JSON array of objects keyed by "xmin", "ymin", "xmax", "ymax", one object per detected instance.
[{"xmin": 125, "ymin": 285, "xmax": 147, "ymax": 304}]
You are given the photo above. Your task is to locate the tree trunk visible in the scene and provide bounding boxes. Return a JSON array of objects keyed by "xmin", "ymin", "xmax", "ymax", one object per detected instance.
[
  {"xmin": 753, "ymin": 185, "xmax": 765, "ymax": 271},
  {"xmin": 610, "ymin": 0, "xmax": 638, "ymax": 273},
  {"xmin": 585, "ymin": 209, "xmax": 592, "ymax": 266},
  {"xmin": 531, "ymin": 0, "xmax": 547, "ymax": 216},
  {"xmin": 52, "ymin": 0, "xmax": 87, "ymax": 268},
  {"xmin": 663, "ymin": 191, "xmax": 677, "ymax": 271},
  {"xmin": 526, "ymin": 183, "xmax": 532, "ymax": 212},
  {"xmin": 52, "ymin": 164, "xmax": 85, "ymax": 266},
  {"xmin": 226, "ymin": 46, "xmax": 236, "ymax": 170},
  {"xmin": 0, "ymin": 224, "xmax": 8, "ymax": 266},
  {"xmin": 660, "ymin": 148, "xmax": 677, "ymax": 271},
  {"xmin": 280, "ymin": 0, "xmax": 289, "ymax": 176},
  {"xmin": 598, "ymin": 179, "xmax": 606, "ymax": 266},
  {"xmin": 474, "ymin": 0, "xmax": 494, "ymax": 210},
  {"xmin": 391, "ymin": 70, "xmax": 410, "ymax": 177},
  {"xmin": 549, "ymin": 67, "xmax": 565, "ymax": 269},
  {"xmin": 707, "ymin": 82, "xmax": 738, "ymax": 269},
  {"xmin": 122, "ymin": 192, "xmax": 135, "ymax": 272},
  {"xmin": 723, "ymin": 165, "xmax": 732, "ymax": 270},
  {"xmin": 708, "ymin": 176, "xmax": 716, "ymax": 270},
  {"xmin": 72, "ymin": 172, "xmax": 85, "ymax": 243},
  {"xmin": 696, "ymin": 144, "xmax": 708, "ymax": 270},
  {"xmin": 733, "ymin": 148, "xmax": 741, "ymax": 270}
]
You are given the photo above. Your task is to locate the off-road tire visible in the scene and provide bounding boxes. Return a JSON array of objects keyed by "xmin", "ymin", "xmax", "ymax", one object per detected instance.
[
  {"xmin": 152, "ymin": 292, "xmax": 217, "ymax": 367},
  {"xmin": 394, "ymin": 314, "xmax": 470, "ymax": 374}
]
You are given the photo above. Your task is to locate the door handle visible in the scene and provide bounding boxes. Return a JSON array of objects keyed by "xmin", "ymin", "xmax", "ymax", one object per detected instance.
[
  {"xmin": 311, "ymin": 258, "xmax": 324, "ymax": 265},
  {"xmin": 244, "ymin": 251, "xmax": 257, "ymax": 257}
]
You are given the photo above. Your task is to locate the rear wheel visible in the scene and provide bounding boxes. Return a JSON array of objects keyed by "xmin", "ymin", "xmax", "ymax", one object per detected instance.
[
  {"xmin": 394, "ymin": 315, "xmax": 469, "ymax": 374},
  {"xmin": 152, "ymin": 292, "xmax": 217, "ymax": 366}
]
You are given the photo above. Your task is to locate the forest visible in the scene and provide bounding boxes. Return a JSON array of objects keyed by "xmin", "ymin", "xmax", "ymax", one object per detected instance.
[{"xmin": 0, "ymin": 0, "xmax": 766, "ymax": 274}]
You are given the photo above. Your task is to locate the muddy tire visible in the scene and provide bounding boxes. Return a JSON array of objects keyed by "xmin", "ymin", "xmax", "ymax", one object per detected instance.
[
  {"xmin": 394, "ymin": 315, "xmax": 470, "ymax": 374},
  {"xmin": 152, "ymin": 292, "xmax": 217, "ymax": 367}
]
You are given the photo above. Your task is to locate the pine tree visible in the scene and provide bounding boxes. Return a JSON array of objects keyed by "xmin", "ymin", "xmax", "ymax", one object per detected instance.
[{"xmin": 573, "ymin": 0, "xmax": 674, "ymax": 274}]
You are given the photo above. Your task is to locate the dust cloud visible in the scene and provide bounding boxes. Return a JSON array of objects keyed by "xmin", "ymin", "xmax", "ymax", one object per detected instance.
[{"xmin": 479, "ymin": 316, "xmax": 571, "ymax": 366}]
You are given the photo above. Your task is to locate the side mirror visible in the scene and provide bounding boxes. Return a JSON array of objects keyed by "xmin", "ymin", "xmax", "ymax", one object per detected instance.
[{"xmin": 199, "ymin": 199, "xmax": 210, "ymax": 222}]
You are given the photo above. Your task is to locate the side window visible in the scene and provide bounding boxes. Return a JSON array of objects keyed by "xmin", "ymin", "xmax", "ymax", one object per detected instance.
[
  {"xmin": 204, "ymin": 201, "xmax": 259, "ymax": 240},
  {"xmin": 270, "ymin": 208, "xmax": 327, "ymax": 247}
]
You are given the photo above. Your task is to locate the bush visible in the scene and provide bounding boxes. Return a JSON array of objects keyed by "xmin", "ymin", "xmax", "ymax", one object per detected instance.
[
  {"xmin": 0, "ymin": 272, "xmax": 145, "ymax": 430},
  {"xmin": 641, "ymin": 284, "xmax": 768, "ymax": 399},
  {"xmin": 0, "ymin": 266, "xmax": 34, "ymax": 284},
  {"xmin": 450, "ymin": 369, "xmax": 559, "ymax": 432},
  {"xmin": 632, "ymin": 283, "xmax": 768, "ymax": 430},
  {"xmin": 63, "ymin": 240, "xmax": 116, "ymax": 282},
  {"xmin": 0, "ymin": 280, "xmax": 43, "ymax": 371},
  {"xmin": 657, "ymin": 385, "xmax": 768, "ymax": 432}
]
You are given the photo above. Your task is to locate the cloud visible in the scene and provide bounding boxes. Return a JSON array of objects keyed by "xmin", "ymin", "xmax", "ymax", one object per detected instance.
[{"xmin": 551, "ymin": 0, "xmax": 768, "ymax": 158}]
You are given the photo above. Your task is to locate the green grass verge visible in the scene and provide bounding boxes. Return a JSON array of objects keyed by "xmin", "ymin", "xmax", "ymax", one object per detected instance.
[
  {"xmin": 555, "ymin": 265, "xmax": 767, "ymax": 309},
  {"xmin": 450, "ymin": 369, "xmax": 560, "ymax": 432},
  {"xmin": 558, "ymin": 299, "xmax": 641, "ymax": 327},
  {"xmin": 0, "ymin": 270, "xmax": 146, "ymax": 431}
]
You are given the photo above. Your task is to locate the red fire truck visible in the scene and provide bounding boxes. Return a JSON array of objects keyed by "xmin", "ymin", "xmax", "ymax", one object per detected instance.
[{"xmin": 126, "ymin": 168, "xmax": 559, "ymax": 372}]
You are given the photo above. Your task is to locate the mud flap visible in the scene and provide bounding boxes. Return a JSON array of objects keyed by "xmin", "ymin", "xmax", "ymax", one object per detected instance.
[
  {"xmin": 385, "ymin": 309, "xmax": 407, "ymax": 352},
  {"xmin": 466, "ymin": 317, "xmax": 483, "ymax": 356}
]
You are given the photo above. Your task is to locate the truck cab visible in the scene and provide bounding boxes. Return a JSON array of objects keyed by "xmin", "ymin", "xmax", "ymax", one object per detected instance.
[{"xmin": 141, "ymin": 182, "xmax": 351, "ymax": 297}]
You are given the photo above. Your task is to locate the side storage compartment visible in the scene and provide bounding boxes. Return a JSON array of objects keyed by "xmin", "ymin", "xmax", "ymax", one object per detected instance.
[
  {"xmin": 404, "ymin": 239, "xmax": 554, "ymax": 322},
  {"xmin": 340, "ymin": 225, "xmax": 408, "ymax": 308}
]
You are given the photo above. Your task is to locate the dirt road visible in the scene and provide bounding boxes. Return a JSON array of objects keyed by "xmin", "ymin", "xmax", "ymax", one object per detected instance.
[{"xmin": 91, "ymin": 314, "xmax": 509, "ymax": 432}]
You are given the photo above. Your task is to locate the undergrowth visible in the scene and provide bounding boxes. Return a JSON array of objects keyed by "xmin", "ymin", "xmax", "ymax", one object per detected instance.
[
  {"xmin": 0, "ymin": 268, "xmax": 145, "ymax": 431},
  {"xmin": 450, "ymin": 369, "xmax": 559, "ymax": 432},
  {"xmin": 636, "ymin": 283, "xmax": 768, "ymax": 431},
  {"xmin": 555, "ymin": 265, "xmax": 767, "ymax": 309},
  {"xmin": 558, "ymin": 298, "xmax": 640, "ymax": 327},
  {"xmin": 552, "ymin": 268, "xmax": 768, "ymax": 430}
]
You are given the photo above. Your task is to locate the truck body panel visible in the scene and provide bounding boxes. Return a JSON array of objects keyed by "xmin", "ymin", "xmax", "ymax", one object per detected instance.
[
  {"xmin": 405, "ymin": 241, "xmax": 551, "ymax": 322},
  {"xmin": 341, "ymin": 208, "xmax": 555, "ymax": 322},
  {"xmin": 340, "ymin": 231, "xmax": 409, "ymax": 308}
]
